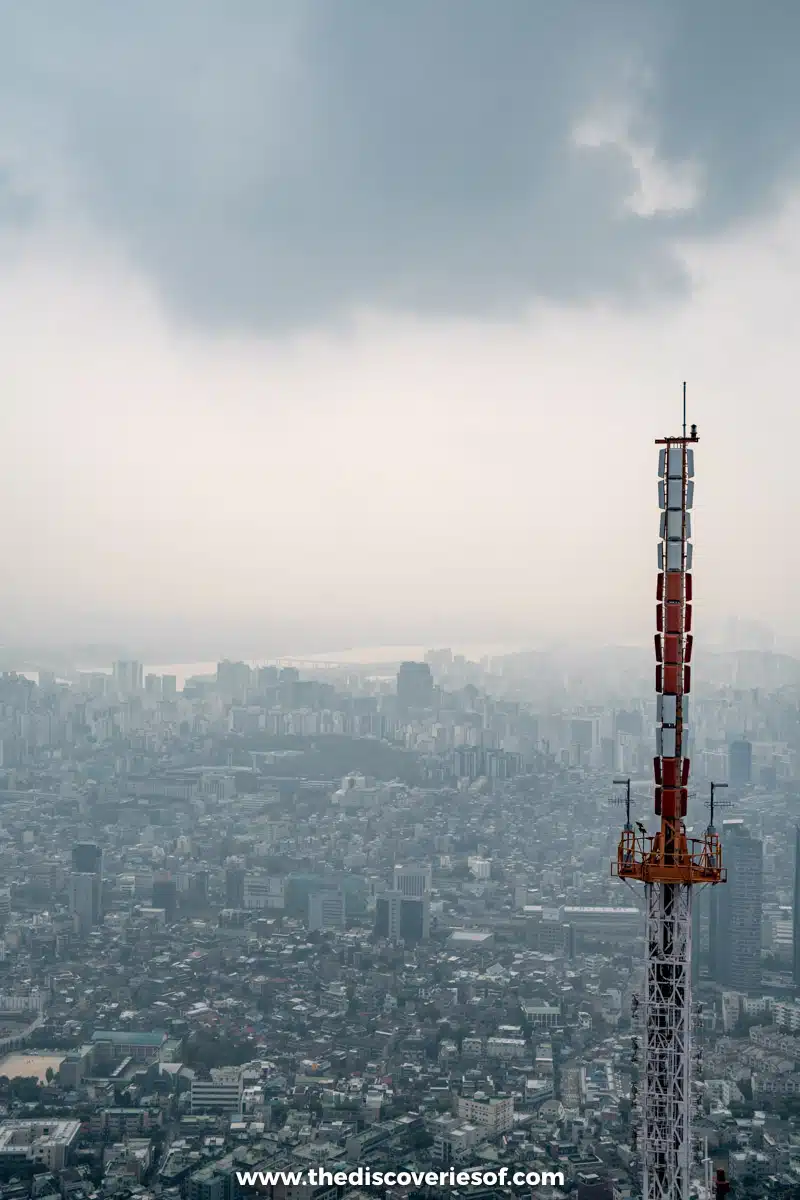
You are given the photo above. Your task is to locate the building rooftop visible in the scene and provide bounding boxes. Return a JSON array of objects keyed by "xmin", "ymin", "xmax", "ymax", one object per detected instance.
[{"xmin": 92, "ymin": 1030, "xmax": 167, "ymax": 1046}]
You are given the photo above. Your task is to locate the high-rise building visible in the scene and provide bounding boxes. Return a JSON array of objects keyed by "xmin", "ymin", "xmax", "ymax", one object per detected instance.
[
  {"xmin": 162, "ymin": 675, "xmax": 177, "ymax": 699},
  {"xmin": 71, "ymin": 844, "xmax": 102, "ymax": 927},
  {"xmin": 308, "ymin": 890, "xmax": 346, "ymax": 932},
  {"xmin": 711, "ymin": 819, "xmax": 764, "ymax": 993},
  {"xmin": 112, "ymin": 661, "xmax": 143, "ymax": 695},
  {"xmin": 396, "ymin": 661, "xmax": 434, "ymax": 710},
  {"xmin": 793, "ymin": 826, "xmax": 800, "ymax": 990},
  {"xmin": 216, "ymin": 661, "xmax": 251, "ymax": 702},
  {"xmin": 225, "ymin": 866, "xmax": 245, "ymax": 908},
  {"xmin": 69, "ymin": 874, "xmax": 97, "ymax": 936},
  {"xmin": 571, "ymin": 718, "xmax": 599, "ymax": 755},
  {"xmin": 374, "ymin": 891, "xmax": 430, "ymax": 943},
  {"xmin": 728, "ymin": 739, "xmax": 753, "ymax": 788},
  {"xmin": 256, "ymin": 665, "xmax": 279, "ymax": 690},
  {"xmin": 691, "ymin": 892, "xmax": 702, "ymax": 986},
  {"xmin": 152, "ymin": 877, "xmax": 178, "ymax": 922},
  {"xmin": 425, "ymin": 648, "xmax": 453, "ymax": 672},
  {"xmin": 393, "ymin": 863, "xmax": 432, "ymax": 897},
  {"xmin": 192, "ymin": 870, "xmax": 209, "ymax": 901}
]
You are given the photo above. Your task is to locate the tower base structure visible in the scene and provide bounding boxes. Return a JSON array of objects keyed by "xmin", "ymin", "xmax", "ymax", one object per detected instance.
[{"xmin": 642, "ymin": 881, "xmax": 692, "ymax": 1200}]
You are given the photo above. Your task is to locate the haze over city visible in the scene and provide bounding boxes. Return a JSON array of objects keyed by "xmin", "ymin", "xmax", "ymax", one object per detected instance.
[
  {"xmin": 4, "ymin": 9, "xmax": 800, "ymax": 1200},
  {"xmin": 1, "ymin": 2, "xmax": 799, "ymax": 658}
]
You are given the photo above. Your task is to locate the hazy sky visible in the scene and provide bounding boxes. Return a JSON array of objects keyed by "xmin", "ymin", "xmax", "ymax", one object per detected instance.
[{"xmin": 1, "ymin": 2, "xmax": 799, "ymax": 657}]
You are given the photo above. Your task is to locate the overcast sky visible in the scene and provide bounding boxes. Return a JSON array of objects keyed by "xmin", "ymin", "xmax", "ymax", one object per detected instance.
[{"xmin": 1, "ymin": 2, "xmax": 799, "ymax": 658}]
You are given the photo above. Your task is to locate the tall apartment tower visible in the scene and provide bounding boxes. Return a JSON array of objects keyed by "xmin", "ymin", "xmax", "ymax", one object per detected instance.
[
  {"xmin": 793, "ymin": 826, "xmax": 800, "ymax": 990},
  {"xmin": 728, "ymin": 739, "xmax": 753, "ymax": 788},
  {"xmin": 711, "ymin": 819, "xmax": 764, "ymax": 993}
]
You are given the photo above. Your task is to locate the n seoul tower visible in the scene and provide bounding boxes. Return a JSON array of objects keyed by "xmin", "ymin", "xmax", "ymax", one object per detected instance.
[{"xmin": 614, "ymin": 394, "xmax": 727, "ymax": 1200}]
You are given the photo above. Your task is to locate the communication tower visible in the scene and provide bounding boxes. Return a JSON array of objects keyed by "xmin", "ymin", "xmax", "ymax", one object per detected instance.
[{"xmin": 613, "ymin": 401, "xmax": 726, "ymax": 1200}]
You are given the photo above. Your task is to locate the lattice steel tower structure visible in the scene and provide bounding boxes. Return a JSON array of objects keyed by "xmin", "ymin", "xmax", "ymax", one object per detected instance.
[{"xmin": 614, "ymin": 410, "xmax": 726, "ymax": 1200}]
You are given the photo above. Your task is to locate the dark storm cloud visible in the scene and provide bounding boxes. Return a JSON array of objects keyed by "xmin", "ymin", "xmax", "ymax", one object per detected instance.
[{"xmin": 1, "ymin": 1, "xmax": 799, "ymax": 330}]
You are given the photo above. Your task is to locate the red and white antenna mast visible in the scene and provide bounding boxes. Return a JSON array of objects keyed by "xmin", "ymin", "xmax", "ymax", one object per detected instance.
[{"xmin": 614, "ymin": 387, "xmax": 726, "ymax": 1200}]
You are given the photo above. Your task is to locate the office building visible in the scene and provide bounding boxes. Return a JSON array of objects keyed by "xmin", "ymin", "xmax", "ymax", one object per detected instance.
[
  {"xmin": 692, "ymin": 872, "xmax": 717, "ymax": 984},
  {"xmin": 190, "ymin": 1068, "xmax": 243, "ymax": 1114},
  {"xmin": 393, "ymin": 862, "xmax": 432, "ymax": 897},
  {"xmin": 374, "ymin": 891, "xmax": 430, "ymax": 943},
  {"xmin": 162, "ymin": 674, "xmax": 177, "ymax": 698},
  {"xmin": 456, "ymin": 1093, "xmax": 514, "ymax": 1134},
  {"xmin": 729, "ymin": 738, "xmax": 753, "ymax": 787},
  {"xmin": 375, "ymin": 892, "xmax": 401, "ymax": 942},
  {"xmin": 243, "ymin": 875, "xmax": 284, "ymax": 911},
  {"xmin": 711, "ymin": 819, "xmax": 764, "ymax": 993},
  {"xmin": 0, "ymin": 1120, "xmax": 81, "ymax": 1171},
  {"xmin": 308, "ymin": 890, "xmax": 346, "ymax": 932},
  {"xmin": 396, "ymin": 661, "xmax": 434, "ymax": 710}
]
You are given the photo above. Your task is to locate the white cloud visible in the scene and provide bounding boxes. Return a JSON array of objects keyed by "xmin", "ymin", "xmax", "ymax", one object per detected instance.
[{"xmin": 573, "ymin": 105, "xmax": 703, "ymax": 217}]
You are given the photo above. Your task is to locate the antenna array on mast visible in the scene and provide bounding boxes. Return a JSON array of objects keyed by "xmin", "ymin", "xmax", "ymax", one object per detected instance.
[{"xmin": 612, "ymin": 389, "xmax": 727, "ymax": 1200}]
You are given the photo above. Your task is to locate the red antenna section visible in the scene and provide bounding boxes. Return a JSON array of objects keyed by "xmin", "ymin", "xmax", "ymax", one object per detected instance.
[{"xmin": 614, "ymin": 425, "xmax": 725, "ymax": 887}]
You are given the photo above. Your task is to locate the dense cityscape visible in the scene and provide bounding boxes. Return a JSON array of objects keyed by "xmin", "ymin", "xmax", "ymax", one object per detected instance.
[{"xmin": 0, "ymin": 644, "xmax": 798, "ymax": 1200}]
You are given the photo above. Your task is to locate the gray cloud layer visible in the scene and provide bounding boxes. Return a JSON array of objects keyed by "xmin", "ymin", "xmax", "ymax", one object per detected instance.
[{"xmin": 2, "ymin": 1, "xmax": 799, "ymax": 331}]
